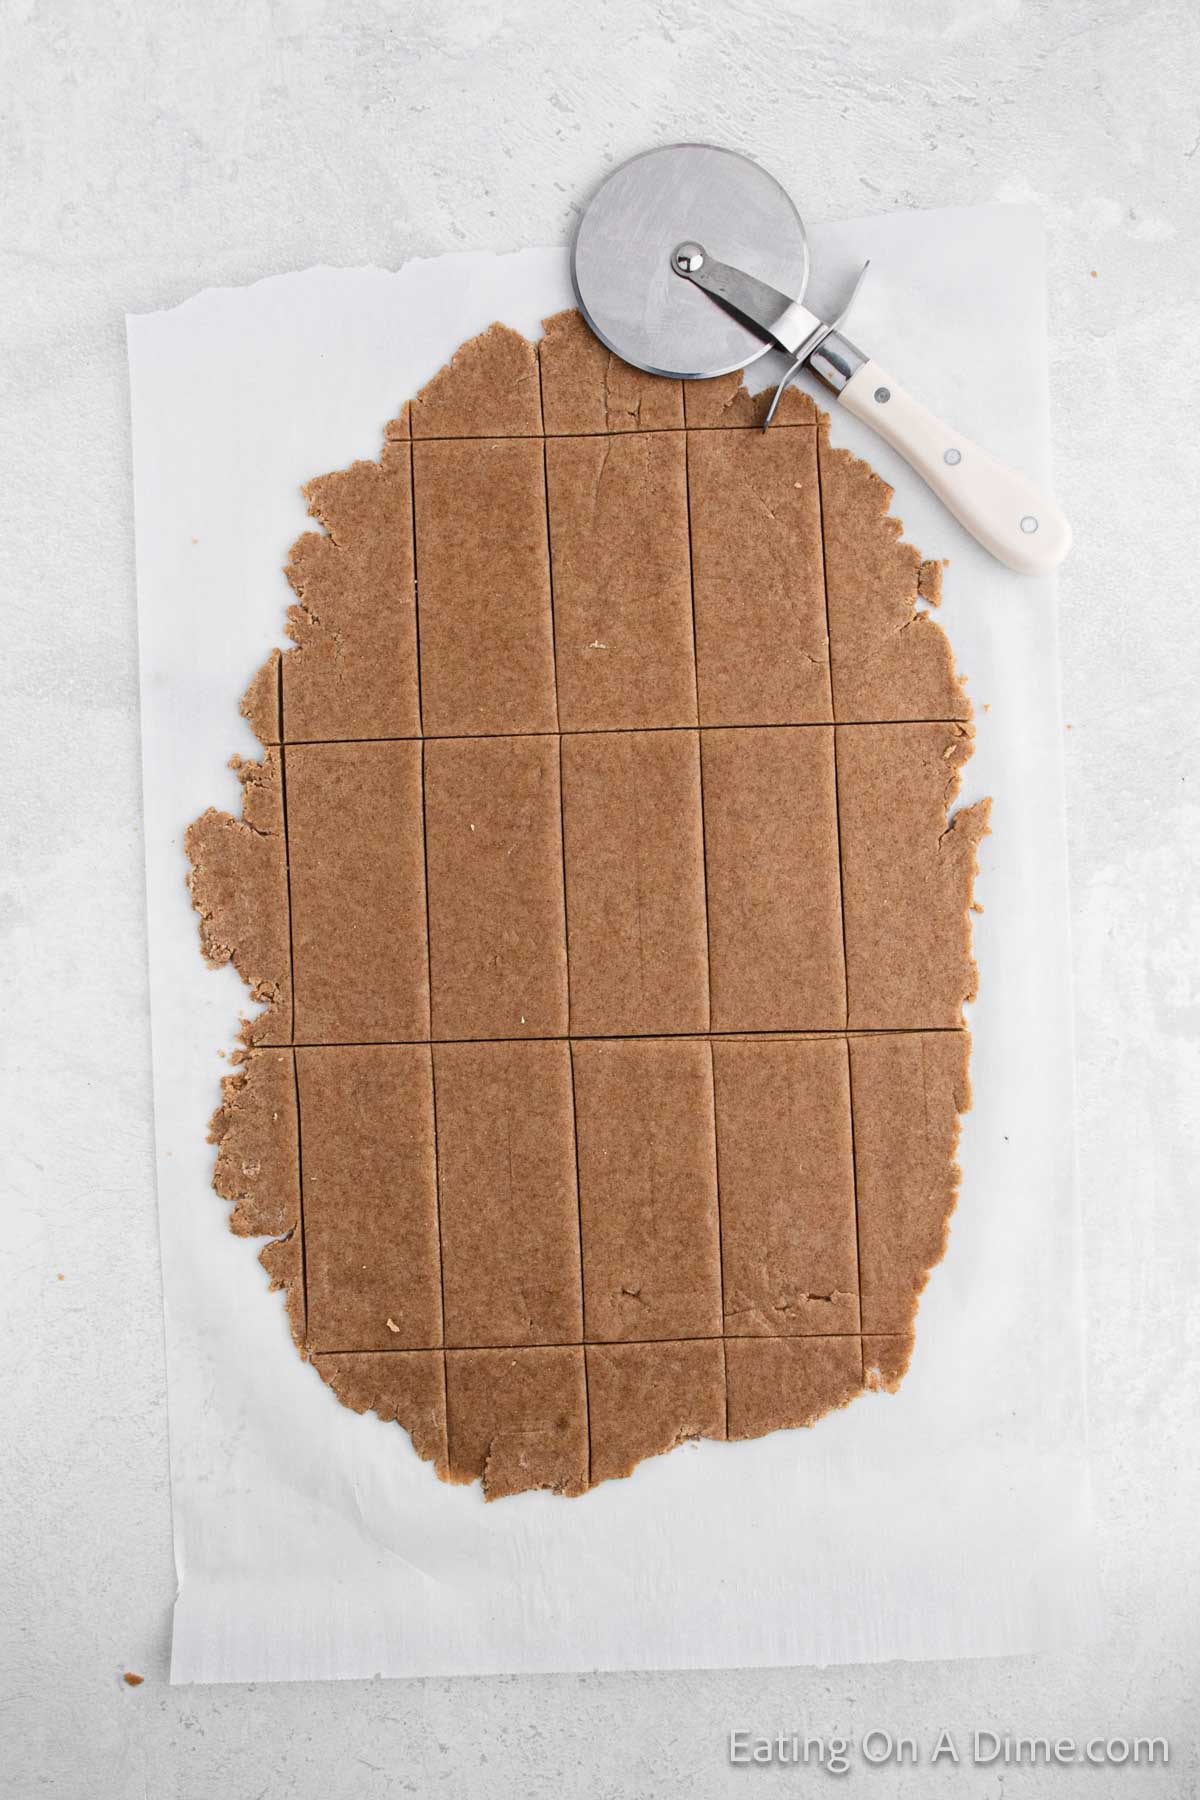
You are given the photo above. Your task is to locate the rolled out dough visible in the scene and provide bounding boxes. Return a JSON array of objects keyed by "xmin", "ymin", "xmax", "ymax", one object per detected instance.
[{"xmin": 186, "ymin": 313, "xmax": 989, "ymax": 1499}]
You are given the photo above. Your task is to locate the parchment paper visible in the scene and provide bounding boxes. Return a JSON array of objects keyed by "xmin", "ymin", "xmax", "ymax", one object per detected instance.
[{"xmin": 128, "ymin": 206, "xmax": 1097, "ymax": 1684}]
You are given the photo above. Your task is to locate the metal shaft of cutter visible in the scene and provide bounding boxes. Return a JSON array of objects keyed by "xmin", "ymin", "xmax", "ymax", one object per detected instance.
[{"xmin": 671, "ymin": 242, "xmax": 867, "ymax": 397}]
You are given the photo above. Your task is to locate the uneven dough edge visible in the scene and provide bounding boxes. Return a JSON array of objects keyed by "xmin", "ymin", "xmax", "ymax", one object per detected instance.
[{"xmin": 184, "ymin": 750, "xmax": 291, "ymax": 1046}]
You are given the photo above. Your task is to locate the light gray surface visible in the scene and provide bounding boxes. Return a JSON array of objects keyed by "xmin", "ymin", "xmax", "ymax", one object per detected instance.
[{"xmin": 2, "ymin": 1, "xmax": 1197, "ymax": 1794}]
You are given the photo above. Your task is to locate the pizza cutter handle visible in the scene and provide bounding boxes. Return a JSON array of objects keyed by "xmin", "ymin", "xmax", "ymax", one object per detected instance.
[{"xmin": 837, "ymin": 359, "xmax": 1072, "ymax": 575}]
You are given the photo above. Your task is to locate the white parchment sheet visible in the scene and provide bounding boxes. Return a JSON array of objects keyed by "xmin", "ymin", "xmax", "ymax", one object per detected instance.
[{"xmin": 129, "ymin": 206, "xmax": 1096, "ymax": 1684}]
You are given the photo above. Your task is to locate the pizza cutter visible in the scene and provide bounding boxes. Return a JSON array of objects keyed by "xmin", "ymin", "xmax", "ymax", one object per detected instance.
[{"xmin": 572, "ymin": 143, "xmax": 1071, "ymax": 577}]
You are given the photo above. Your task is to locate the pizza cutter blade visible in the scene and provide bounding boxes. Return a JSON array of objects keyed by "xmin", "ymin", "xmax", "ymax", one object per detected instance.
[{"xmin": 572, "ymin": 142, "xmax": 1071, "ymax": 576}]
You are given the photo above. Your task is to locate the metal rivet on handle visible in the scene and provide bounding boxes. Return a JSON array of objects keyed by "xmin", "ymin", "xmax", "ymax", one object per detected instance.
[
  {"xmin": 874, "ymin": 386, "xmax": 890, "ymax": 403},
  {"xmin": 944, "ymin": 448, "xmax": 962, "ymax": 466},
  {"xmin": 672, "ymin": 241, "xmax": 705, "ymax": 274},
  {"xmin": 1020, "ymin": 515, "xmax": 1039, "ymax": 534}
]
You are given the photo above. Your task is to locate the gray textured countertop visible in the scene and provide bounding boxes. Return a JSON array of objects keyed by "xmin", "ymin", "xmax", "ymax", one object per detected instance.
[{"xmin": 3, "ymin": 1, "xmax": 1197, "ymax": 1794}]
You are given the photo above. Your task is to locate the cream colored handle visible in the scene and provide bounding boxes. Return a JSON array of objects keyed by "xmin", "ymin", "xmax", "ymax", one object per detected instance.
[{"xmin": 839, "ymin": 358, "xmax": 1071, "ymax": 576}]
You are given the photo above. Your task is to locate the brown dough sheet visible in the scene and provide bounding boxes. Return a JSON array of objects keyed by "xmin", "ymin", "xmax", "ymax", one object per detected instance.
[
  {"xmin": 282, "ymin": 438, "xmax": 420, "ymax": 742},
  {"xmin": 683, "ymin": 370, "xmax": 818, "ymax": 429},
  {"xmin": 423, "ymin": 733, "xmax": 568, "ymax": 1040},
  {"xmin": 410, "ymin": 321, "xmax": 542, "ymax": 439},
  {"xmin": 560, "ymin": 728, "xmax": 709, "ymax": 1037},
  {"xmin": 446, "ymin": 1346, "xmax": 589, "ymax": 1498},
  {"xmin": 702, "ymin": 725, "xmax": 846, "ymax": 1031},
  {"xmin": 539, "ymin": 308, "xmax": 683, "ymax": 435},
  {"xmin": 818, "ymin": 422, "xmax": 970, "ymax": 722},
  {"xmin": 837, "ymin": 722, "xmax": 991, "ymax": 1029},
  {"xmin": 209, "ymin": 1046, "xmax": 299, "ymax": 1239},
  {"xmin": 726, "ymin": 1336, "xmax": 865, "ymax": 1439},
  {"xmin": 586, "ymin": 1339, "xmax": 726, "ymax": 1486},
  {"xmin": 686, "ymin": 423, "xmax": 831, "ymax": 725},
  {"xmin": 298, "ymin": 1045, "xmax": 441, "ymax": 1353},
  {"xmin": 545, "ymin": 430, "xmax": 697, "ymax": 730},
  {"xmin": 286, "ymin": 740, "xmax": 430, "ymax": 1043},
  {"xmin": 712, "ymin": 1037, "xmax": 859, "ymax": 1336},
  {"xmin": 187, "ymin": 316, "xmax": 988, "ymax": 1499},
  {"xmin": 185, "ymin": 752, "xmax": 291, "ymax": 1044},
  {"xmin": 316, "ymin": 1350, "xmax": 449, "ymax": 1479},
  {"xmin": 851, "ymin": 1031, "xmax": 971, "ymax": 1336},
  {"xmin": 572, "ymin": 1037, "xmax": 723, "ymax": 1344},
  {"xmin": 433, "ymin": 1039, "xmax": 583, "ymax": 1348},
  {"xmin": 412, "ymin": 437, "xmax": 558, "ymax": 736}
]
